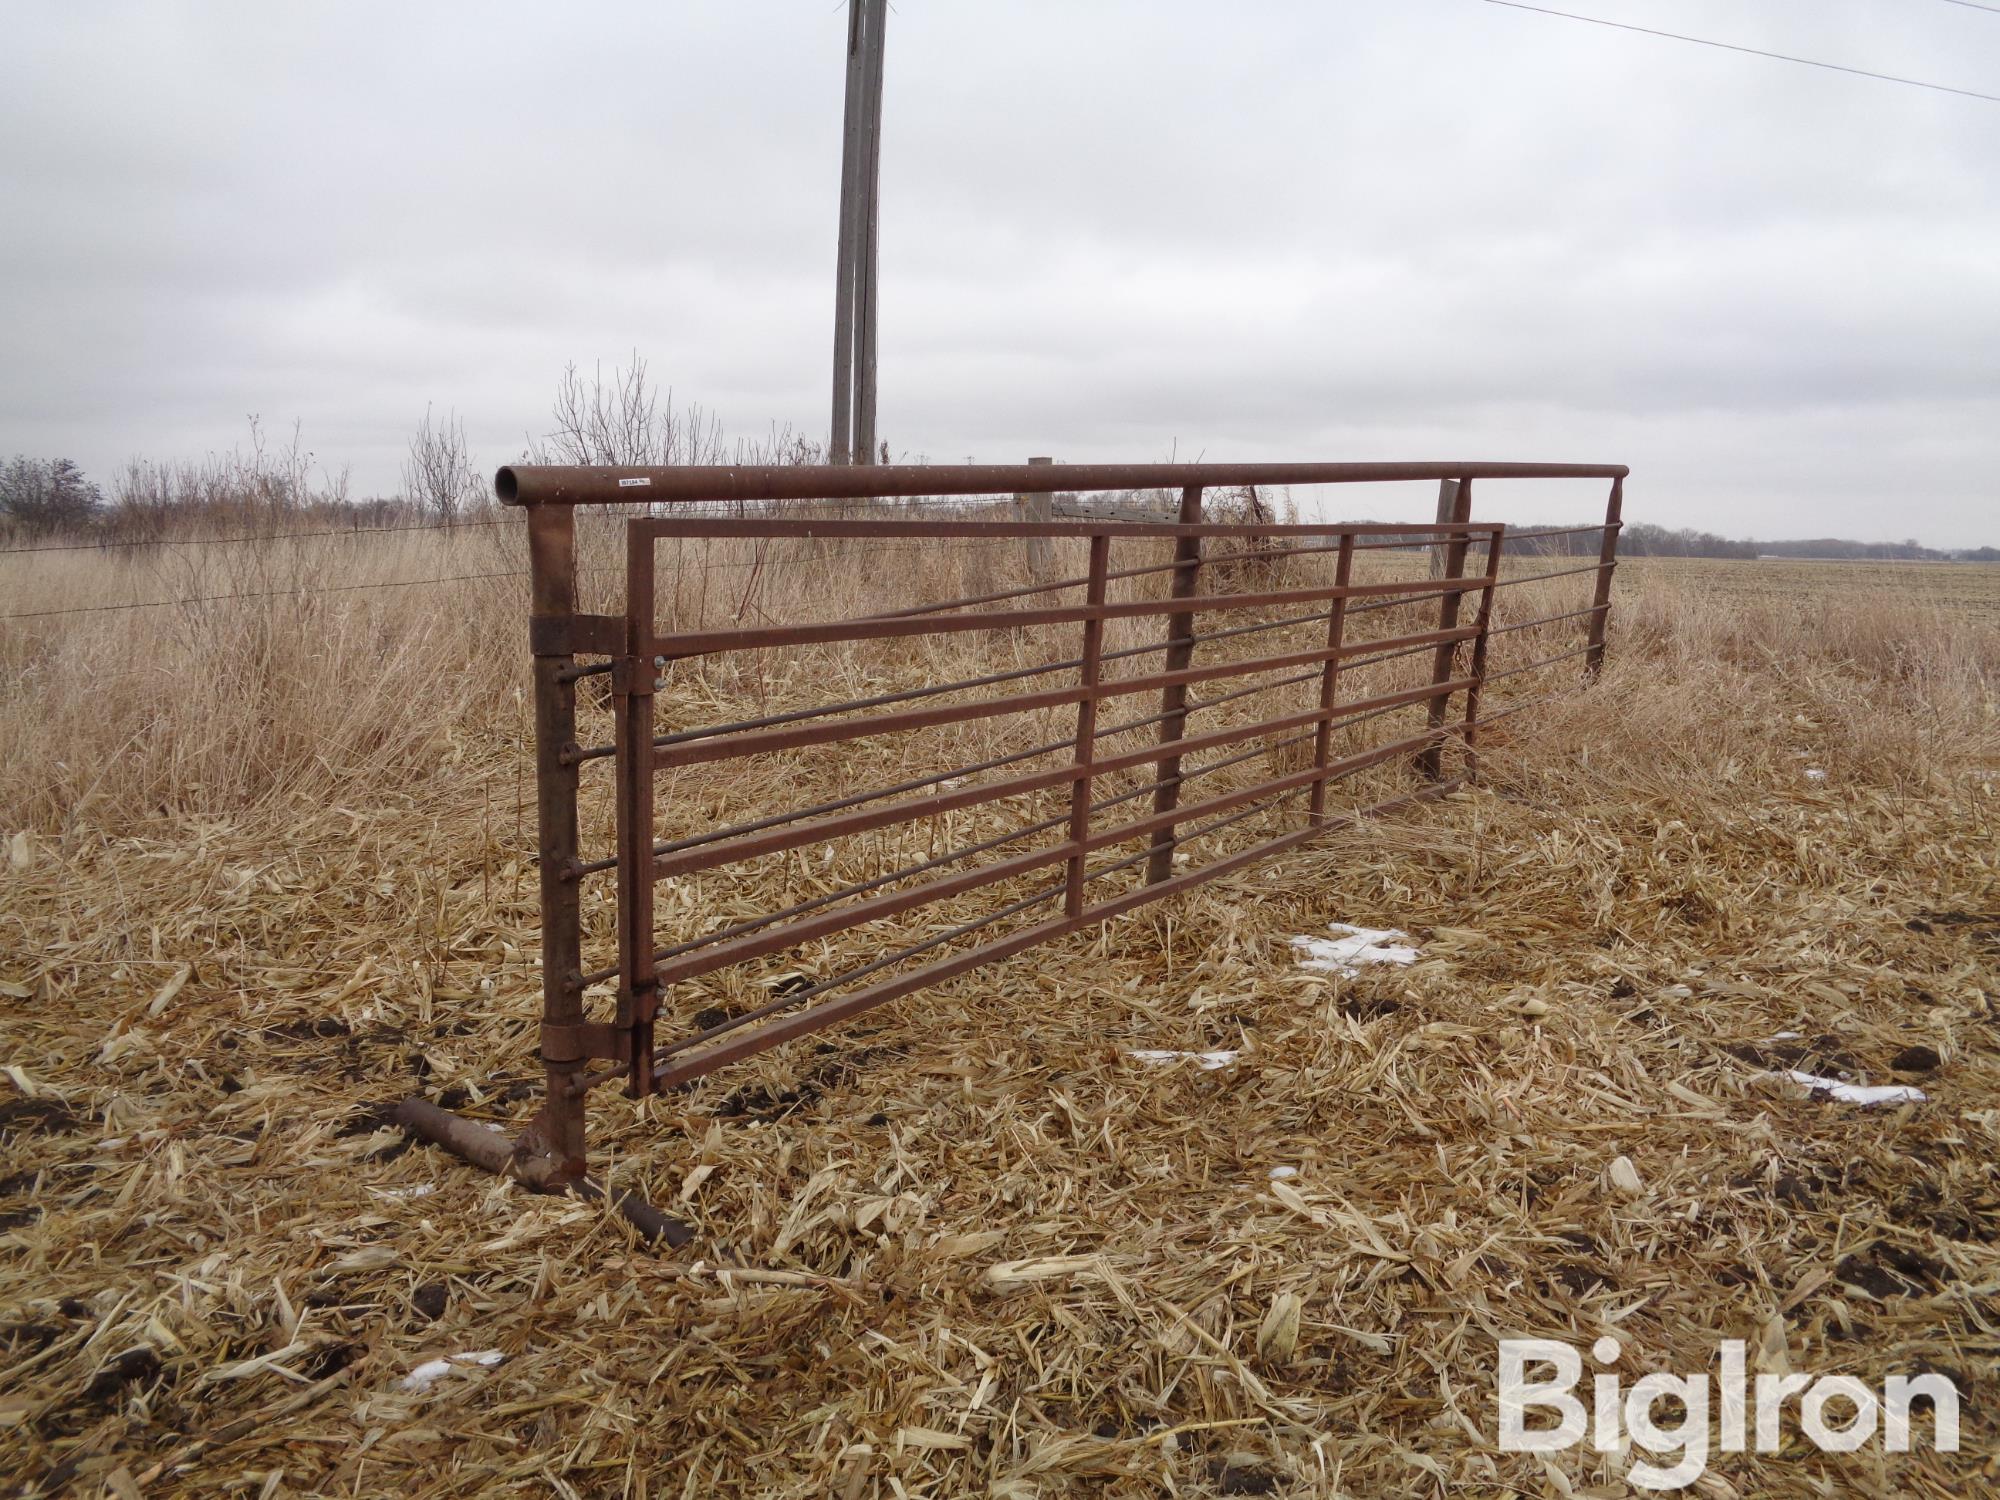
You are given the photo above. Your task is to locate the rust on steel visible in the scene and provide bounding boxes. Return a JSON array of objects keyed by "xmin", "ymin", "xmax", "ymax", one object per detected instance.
[
  {"xmin": 1146, "ymin": 484, "xmax": 1206, "ymax": 885},
  {"xmin": 643, "ymin": 676, "xmax": 1480, "ymax": 994},
  {"xmin": 1459, "ymin": 527, "xmax": 1508, "ymax": 781},
  {"xmin": 495, "ymin": 459, "xmax": 1628, "ymax": 506},
  {"xmin": 1308, "ymin": 533, "xmax": 1357, "ymax": 824},
  {"xmin": 1416, "ymin": 477, "xmax": 1477, "ymax": 781},
  {"xmin": 520, "ymin": 504, "xmax": 589, "ymax": 1184},
  {"xmin": 1066, "ymin": 534, "xmax": 1111, "ymax": 916},
  {"xmin": 615, "ymin": 529, "xmax": 659, "ymax": 1097},
  {"xmin": 393, "ymin": 459, "xmax": 1625, "ymax": 1239},
  {"xmin": 1585, "ymin": 474, "xmax": 1625, "ymax": 677}
]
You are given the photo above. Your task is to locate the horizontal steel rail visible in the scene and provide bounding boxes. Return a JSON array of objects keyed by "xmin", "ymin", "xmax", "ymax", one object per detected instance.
[
  {"xmin": 497, "ymin": 460, "xmax": 1627, "ymax": 506},
  {"xmin": 648, "ymin": 665, "xmax": 1475, "ymax": 881},
  {"xmin": 648, "ymin": 574, "xmax": 1493, "ymax": 657}
]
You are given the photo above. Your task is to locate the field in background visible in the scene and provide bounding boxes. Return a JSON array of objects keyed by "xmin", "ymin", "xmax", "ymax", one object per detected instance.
[
  {"xmin": 1, "ymin": 532, "xmax": 1997, "ymax": 1496},
  {"xmin": 1646, "ymin": 555, "xmax": 2000, "ymax": 618}
]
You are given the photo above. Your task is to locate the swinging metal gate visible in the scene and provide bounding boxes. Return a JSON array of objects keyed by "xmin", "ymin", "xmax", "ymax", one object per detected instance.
[{"xmin": 397, "ymin": 461, "xmax": 1626, "ymax": 1235}]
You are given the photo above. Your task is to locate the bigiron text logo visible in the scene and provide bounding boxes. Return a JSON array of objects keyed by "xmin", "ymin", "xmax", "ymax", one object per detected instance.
[{"xmin": 1496, "ymin": 1337, "xmax": 1960, "ymax": 1491}]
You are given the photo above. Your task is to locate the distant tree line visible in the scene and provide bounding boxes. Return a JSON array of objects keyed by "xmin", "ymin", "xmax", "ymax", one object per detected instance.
[
  {"xmin": 4, "ymin": 384, "xmax": 1995, "ymax": 564},
  {"xmin": 1508, "ymin": 522, "xmax": 1757, "ymax": 560},
  {"xmin": 0, "ymin": 456, "xmax": 102, "ymax": 532},
  {"xmin": 0, "ymin": 353, "xmax": 859, "ymax": 544},
  {"xmin": 1506, "ymin": 523, "xmax": 1997, "ymax": 563}
]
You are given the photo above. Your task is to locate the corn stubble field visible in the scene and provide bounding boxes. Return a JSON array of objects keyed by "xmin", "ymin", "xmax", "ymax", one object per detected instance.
[{"xmin": 1, "ymin": 521, "xmax": 1997, "ymax": 1498}]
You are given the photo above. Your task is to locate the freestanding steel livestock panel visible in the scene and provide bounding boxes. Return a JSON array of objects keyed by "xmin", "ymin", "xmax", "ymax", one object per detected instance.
[{"xmin": 395, "ymin": 461, "xmax": 1627, "ymax": 1240}]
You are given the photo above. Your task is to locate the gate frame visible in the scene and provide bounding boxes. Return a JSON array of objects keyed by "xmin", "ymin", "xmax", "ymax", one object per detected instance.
[{"xmin": 395, "ymin": 461, "xmax": 1627, "ymax": 1240}]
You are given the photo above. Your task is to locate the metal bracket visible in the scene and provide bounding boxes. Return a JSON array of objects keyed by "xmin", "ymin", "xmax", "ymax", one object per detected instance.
[
  {"xmin": 539, "ymin": 1022, "xmax": 633, "ymax": 1065},
  {"xmin": 530, "ymin": 614, "xmax": 626, "ymax": 657},
  {"xmin": 609, "ymin": 656, "xmax": 649, "ymax": 697}
]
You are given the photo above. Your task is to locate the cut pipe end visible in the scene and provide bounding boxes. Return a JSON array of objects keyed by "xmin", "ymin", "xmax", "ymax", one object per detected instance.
[{"xmin": 494, "ymin": 466, "xmax": 521, "ymax": 505}]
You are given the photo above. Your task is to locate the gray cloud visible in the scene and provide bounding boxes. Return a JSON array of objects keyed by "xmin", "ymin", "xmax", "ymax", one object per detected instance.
[{"xmin": 2, "ymin": 0, "xmax": 1996, "ymax": 542}]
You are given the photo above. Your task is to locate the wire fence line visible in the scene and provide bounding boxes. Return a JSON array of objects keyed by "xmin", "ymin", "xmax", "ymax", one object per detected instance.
[
  {"xmin": 2, "ymin": 499, "xmax": 1582, "ymax": 623},
  {"xmin": 0, "ymin": 568, "xmax": 536, "ymax": 622},
  {"xmin": 0, "ymin": 534, "xmax": 1585, "ymax": 623},
  {"xmin": 0, "ymin": 515, "xmax": 515, "ymax": 557},
  {"xmin": 0, "ymin": 494, "xmax": 1070, "ymax": 565},
  {"xmin": 0, "ymin": 536, "xmax": 1033, "ymax": 622}
]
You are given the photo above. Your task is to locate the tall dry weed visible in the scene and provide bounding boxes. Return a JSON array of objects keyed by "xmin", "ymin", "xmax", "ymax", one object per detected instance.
[{"xmin": 1, "ymin": 534, "xmax": 1993, "ymax": 847}]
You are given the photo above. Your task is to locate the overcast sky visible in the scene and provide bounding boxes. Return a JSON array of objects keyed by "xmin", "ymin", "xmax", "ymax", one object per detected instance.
[{"xmin": 3, "ymin": 1, "xmax": 1996, "ymax": 543}]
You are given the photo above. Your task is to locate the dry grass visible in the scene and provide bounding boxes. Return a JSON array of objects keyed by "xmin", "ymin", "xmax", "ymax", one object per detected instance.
[{"xmin": 2, "ymin": 529, "xmax": 1998, "ymax": 1497}]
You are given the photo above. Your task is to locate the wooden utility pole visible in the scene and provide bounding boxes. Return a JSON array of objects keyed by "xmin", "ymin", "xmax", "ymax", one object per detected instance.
[
  {"xmin": 830, "ymin": 0, "xmax": 886, "ymax": 465},
  {"xmin": 1017, "ymin": 455, "xmax": 1056, "ymax": 581},
  {"xmin": 1429, "ymin": 478, "xmax": 1460, "ymax": 579}
]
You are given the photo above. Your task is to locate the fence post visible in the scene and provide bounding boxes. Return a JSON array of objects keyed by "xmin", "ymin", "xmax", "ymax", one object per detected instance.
[
  {"xmin": 1307, "ymin": 532, "xmax": 1356, "ymax": 825},
  {"xmin": 1065, "ymin": 533, "xmax": 1111, "ymax": 916},
  {"xmin": 1415, "ymin": 477, "xmax": 1474, "ymax": 782},
  {"xmin": 1459, "ymin": 526, "xmax": 1506, "ymax": 784},
  {"xmin": 615, "ymin": 527, "xmax": 659, "ymax": 1097},
  {"xmin": 1584, "ymin": 475, "xmax": 1623, "ymax": 678},
  {"xmin": 1428, "ymin": 478, "xmax": 1460, "ymax": 580},
  {"xmin": 522, "ymin": 504, "xmax": 589, "ymax": 1186},
  {"xmin": 1145, "ymin": 484, "xmax": 1205, "ymax": 884},
  {"xmin": 1017, "ymin": 455, "xmax": 1055, "ymax": 582}
]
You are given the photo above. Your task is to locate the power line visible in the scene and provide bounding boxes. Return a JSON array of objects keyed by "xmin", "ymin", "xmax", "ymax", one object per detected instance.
[
  {"xmin": 1481, "ymin": 1, "xmax": 2000, "ymax": 103},
  {"xmin": 0, "ymin": 568, "xmax": 531, "ymax": 622},
  {"xmin": 1936, "ymin": 0, "xmax": 2000, "ymax": 15}
]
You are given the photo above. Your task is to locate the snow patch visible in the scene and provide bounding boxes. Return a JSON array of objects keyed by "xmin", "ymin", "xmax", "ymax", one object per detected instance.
[
  {"xmin": 1804, "ymin": 768, "xmax": 1828, "ymax": 783},
  {"xmin": 402, "ymin": 1349, "xmax": 504, "ymax": 1392},
  {"xmin": 1778, "ymin": 1070, "xmax": 1925, "ymax": 1108},
  {"xmin": 1289, "ymin": 924, "xmax": 1419, "ymax": 977},
  {"xmin": 1268, "ymin": 1165, "xmax": 1300, "ymax": 1180},
  {"xmin": 1125, "ymin": 1049, "xmax": 1240, "ymax": 1070},
  {"xmin": 368, "ymin": 1183, "xmax": 437, "ymax": 1202}
]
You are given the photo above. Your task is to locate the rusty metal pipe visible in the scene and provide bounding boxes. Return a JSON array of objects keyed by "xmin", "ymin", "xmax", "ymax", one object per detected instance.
[
  {"xmin": 613, "ymin": 671, "xmax": 1457, "ymax": 977},
  {"xmin": 651, "ymin": 620, "xmax": 1478, "ymax": 776},
  {"xmin": 630, "ymin": 716, "xmax": 1325, "ymax": 988},
  {"xmin": 1416, "ymin": 480, "xmax": 1476, "ymax": 782},
  {"xmin": 574, "ymin": 686, "xmax": 1207, "ymax": 901},
  {"xmin": 648, "ymin": 700, "xmax": 1471, "ymax": 990},
  {"xmin": 649, "ymin": 770, "xmax": 1467, "ymax": 1091},
  {"xmin": 651, "ymin": 669, "xmax": 1473, "ymax": 895},
  {"xmin": 1585, "ymin": 476, "xmax": 1625, "ymax": 678},
  {"xmin": 496, "ymin": 461, "xmax": 1627, "ymax": 506},
  {"xmin": 392, "ymin": 1097, "xmax": 691, "ymax": 1245},
  {"xmin": 650, "ymin": 737, "xmax": 1327, "ymax": 1063}
]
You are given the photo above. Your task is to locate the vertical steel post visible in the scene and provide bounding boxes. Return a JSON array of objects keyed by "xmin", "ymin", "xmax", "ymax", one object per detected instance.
[
  {"xmin": 524, "ymin": 504, "xmax": 588, "ymax": 1185},
  {"xmin": 1584, "ymin": 474, "xmax": 1624, "ymax": 678},
  {"xmin": 1145, "ymin": 485, "xmax": 1205, "ymax": 884},
  {"xmin": 616, "ymin": 524, "xmax": 659, "ymax": 1097},
  {"xmin": 1065, "ymin": 533, "xmax": 1111, "ymax": 917},
  {"xmin": 1064, "ymin": 536, "xmax": 1112, "ymax": 924},
  {"xmin": 1459, "ymin": 527, "xmax": 1506, "ymax": 784},
  {"xmin": 1307, "ymin": 532, "xmax": 1356, "ymax": 824},
  {"xmin": 1416, "ymin": 477, "xmax": 1475, "ymax": 782}
]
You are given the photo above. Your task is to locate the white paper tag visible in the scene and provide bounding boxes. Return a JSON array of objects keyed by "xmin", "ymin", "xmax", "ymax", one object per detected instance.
[{"xmin": 618, "ymin": 477, "xmax": 652, "ymax": 488}]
